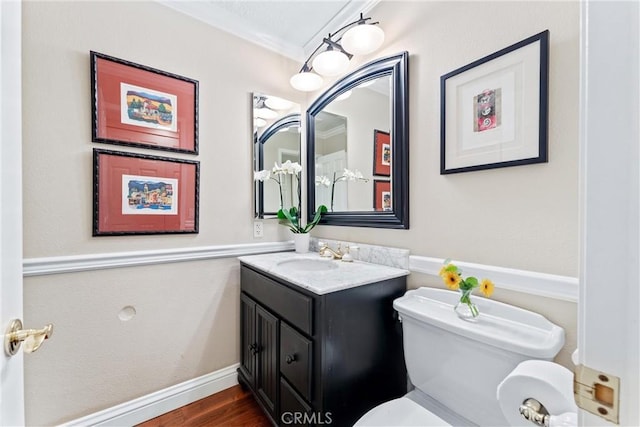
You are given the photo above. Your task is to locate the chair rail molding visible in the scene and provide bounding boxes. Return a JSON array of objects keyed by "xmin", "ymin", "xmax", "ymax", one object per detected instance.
[
  {"xmin": 409, "ymin": 255, "xmax": 578, "ymax": 302},
  {"xmin": 23, "ymin": 242, "xmax": 293, "ymax": 276}
]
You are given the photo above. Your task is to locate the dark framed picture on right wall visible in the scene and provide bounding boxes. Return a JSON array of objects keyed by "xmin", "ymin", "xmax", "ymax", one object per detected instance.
[{"xmin": 440, "ymin": 30, "xmax": 549, "ymax": 174}]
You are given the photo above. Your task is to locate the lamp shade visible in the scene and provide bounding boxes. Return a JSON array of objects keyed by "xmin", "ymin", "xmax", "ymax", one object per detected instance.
[
  {"xmin": 312, "ymin": 49, "xmax": 350, "ymax": 77},
  {"xmin": 290, "ymin": 71, "xmax": 323, "ymax": 92},
  {"xmin": 265, "ymin": 96, "xmax": 293, "ymax": 110},
  {"xmin": 254, "ymin": 107, "xmax": 278, "ymax": 120},
  {"xmin": 341, "ymin": 24, "xmax": 385, "ymax": 55}
]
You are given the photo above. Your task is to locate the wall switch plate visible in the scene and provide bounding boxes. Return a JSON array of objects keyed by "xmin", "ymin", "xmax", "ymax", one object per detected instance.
[{"xmin": 253, "ymin": 221, "xmax": 263, "ymax": 238}]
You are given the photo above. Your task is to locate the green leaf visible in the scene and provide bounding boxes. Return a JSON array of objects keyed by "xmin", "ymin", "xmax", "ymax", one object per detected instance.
[
  {"xmin": 302, "ymin": 204, "xmax": 327, "ymax": 233},
  {"xmin": 466, "ymin": 277, "xmax": 479, "ymax": 287}
]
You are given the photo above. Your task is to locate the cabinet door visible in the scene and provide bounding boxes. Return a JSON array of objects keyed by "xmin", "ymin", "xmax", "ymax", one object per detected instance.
[
  {"xmin": 256, "ymin": 305, "xmax": 279, "ymax": 419},
  {"xmin": 239, "ymin": 294, "xmax": 256, "ymax": 386}
]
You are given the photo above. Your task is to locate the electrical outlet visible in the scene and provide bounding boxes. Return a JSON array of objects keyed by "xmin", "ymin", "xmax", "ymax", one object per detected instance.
[{"xmin": 253, "ymin": 221, "xmax": 264, "ymax": 238}]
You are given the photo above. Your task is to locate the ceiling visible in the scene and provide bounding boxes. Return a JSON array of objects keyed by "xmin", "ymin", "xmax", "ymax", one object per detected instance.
[{"xmin": 158, "ymin": 0, "xmax": 379, "ymax": 61}]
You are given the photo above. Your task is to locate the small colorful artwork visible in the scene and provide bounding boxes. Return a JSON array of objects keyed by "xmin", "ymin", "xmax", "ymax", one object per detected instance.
[
  {"xmin": 474, "ymin": 88, "xmax": 502, "ymax": 132},
  {"xmin": 120, "ymin": 83, "xmax": 178, "ymax": 132},
  {"xmin": 382, "ymin": 191, "xmax": 392, "ymax": 211},
  {"xmin": 122, "ymin": 174, "xmax": 178, "ymax": 215},
  {"xmin": 382, "ymin": 143, "xmax": 391, "ymax": 166}
]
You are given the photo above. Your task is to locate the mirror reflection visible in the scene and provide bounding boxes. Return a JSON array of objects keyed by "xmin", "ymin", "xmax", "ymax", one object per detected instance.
[
  {"xmin": 306, "ymin": 51, "xmax": 409, "ymax": 229},
  {"xmin": 313, "ymin": 76, "xmax": 391, "ymax": 212},
  {"xmin": 252, "ymin": 93, "xmax": 301, "ymax": 218}
]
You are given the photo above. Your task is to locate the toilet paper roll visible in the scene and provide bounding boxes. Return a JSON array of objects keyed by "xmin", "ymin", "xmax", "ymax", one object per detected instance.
[{"xmin": 497, "ymin": 360, "xmax": 578, "ymax": 427}]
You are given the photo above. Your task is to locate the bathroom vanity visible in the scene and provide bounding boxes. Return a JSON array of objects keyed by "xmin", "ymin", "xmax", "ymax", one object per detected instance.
[{"xmin": 238, "ymin": 253, "xmax": 409, "ymax": 426}]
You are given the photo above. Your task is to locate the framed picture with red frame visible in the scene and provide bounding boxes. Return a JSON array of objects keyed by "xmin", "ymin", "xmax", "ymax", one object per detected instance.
[
  {"xmin": 373, "ymin": 129, "xmax": 391, "ymax": 176},
  {"xmin": 93, "ymin": 149, "xmax": 199, "ymax": 236},
  {"xmin": 91, "ymin": 51, "xmax": 199, "ymax": 154},
  {"xmin": 373, "ymin": 179, "xmax": 392, "ymax": 212}
]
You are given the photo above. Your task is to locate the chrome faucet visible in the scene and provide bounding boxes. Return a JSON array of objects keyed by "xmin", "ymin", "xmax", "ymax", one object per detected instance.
[{"xmin": 318, "ymin": 242, "xmax": 344, "ymax": 260}]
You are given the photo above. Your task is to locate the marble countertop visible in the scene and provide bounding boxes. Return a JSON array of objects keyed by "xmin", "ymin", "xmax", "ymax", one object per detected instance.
[{"xmin": 238, "ymin": 252, "xmax": 409, "ymax": 295}]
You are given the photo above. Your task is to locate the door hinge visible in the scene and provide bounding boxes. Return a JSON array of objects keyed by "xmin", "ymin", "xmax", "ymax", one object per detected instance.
[{"xmin": 574, "ymin": 364, "xmax": 619, "ymax": 424}]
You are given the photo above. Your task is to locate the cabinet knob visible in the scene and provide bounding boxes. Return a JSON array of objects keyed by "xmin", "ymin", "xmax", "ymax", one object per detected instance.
[
  {"xmin": 285, "ymin": 354, "xmax": 297, "ymax": 364},
  {"xmin": 249, "ymin": 343, "xmax": 259, "ymax": 355}
]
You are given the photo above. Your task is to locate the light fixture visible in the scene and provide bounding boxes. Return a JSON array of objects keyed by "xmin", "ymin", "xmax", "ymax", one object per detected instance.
[
  {"xmin": 290, "ymin": 13, "xmax": 384, "ymax": 91},
  {"xmin": 264, "ymin": 96, "xmax": 293, "ymax": 111},
  {"xmin": 290, "ymin": 67, "xmax": 324, "ymax": 92},
  {"xmin": 253, "ymin": 95, "xmax": 279, "ymax": 119},
  {"xmin": 341, "ymin": 19, "xmax": 385, "ymax": 55}
]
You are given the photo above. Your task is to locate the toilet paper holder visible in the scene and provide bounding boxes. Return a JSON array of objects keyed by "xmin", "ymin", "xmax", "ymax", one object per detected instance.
[{"xmin": 519, "ymin": 398, "xmax": 549, "ymax": 426}]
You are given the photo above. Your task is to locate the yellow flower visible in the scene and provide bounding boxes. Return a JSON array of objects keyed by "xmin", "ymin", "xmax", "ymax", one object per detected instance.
[
  {"xmin": 441, "ymin": 270, "xmax": 461, "ymax": 290},
  {"xmin": 480, "ymin": 278, "xmax": 494, "ymax": 297},
  {"xmin": 438, "ymin": 263, "xmax": 454, "ymax": 278}
]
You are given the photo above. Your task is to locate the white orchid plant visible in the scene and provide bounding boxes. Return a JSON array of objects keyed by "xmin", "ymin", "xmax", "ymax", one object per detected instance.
[
  {"xmin": 315, "ymin": 168, "xmax": 369, "ymax": 212},
  {"xmin": 254, "ymin": 160, "xmax": 327, "ymax": 234}
]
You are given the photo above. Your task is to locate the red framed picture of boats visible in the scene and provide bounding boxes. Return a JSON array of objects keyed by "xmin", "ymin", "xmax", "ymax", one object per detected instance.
[
  {"xmin": 91, "ymin": 51, "xmax": 199, "ymax": 154},
  {"xmin": 93, "ymin": 149, "xmax": 199, "ymax": 236}
]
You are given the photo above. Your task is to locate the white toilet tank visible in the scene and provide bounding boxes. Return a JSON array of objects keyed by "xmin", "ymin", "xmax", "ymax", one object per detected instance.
[{"xmin": 394, "ymin": 288, "xmax": 565, "ymax": 426}]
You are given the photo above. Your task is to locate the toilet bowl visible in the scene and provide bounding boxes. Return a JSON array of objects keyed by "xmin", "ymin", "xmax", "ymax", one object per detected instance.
[{"xmin": 354, "ymin": 287, "xmax": 575, "ymax": 426}]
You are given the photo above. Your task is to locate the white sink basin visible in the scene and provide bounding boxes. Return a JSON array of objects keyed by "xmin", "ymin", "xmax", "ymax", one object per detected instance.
[{"xmin": 276, "ymin": 258, "xmax": 338, "ymax": 272}]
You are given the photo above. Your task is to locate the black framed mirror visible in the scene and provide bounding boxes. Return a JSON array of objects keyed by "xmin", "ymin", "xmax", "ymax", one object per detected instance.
[
  {"xmin": 306, "ymin": 51, "xmax": 409, "ymax": 228},
  {"xmin": 252, "ymin": 92, "xmax": 301, "ymax": 219}
]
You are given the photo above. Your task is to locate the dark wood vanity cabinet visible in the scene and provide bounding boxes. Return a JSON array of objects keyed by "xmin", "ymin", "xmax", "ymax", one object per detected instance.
[{"xmin": 238, "ymin": 263, "xmax": 407, "ymax": 427}]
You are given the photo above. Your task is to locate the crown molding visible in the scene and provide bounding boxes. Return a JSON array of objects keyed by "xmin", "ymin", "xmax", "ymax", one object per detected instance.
[{"xmin": 156, "ymin": 0, "xmax": 306, "ymax": 61}]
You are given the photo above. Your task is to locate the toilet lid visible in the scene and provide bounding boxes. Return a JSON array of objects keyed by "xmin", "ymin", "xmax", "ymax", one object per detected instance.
[{"xmin": 354, "ymin": 397, "xmax": 451, "ymax": 426}]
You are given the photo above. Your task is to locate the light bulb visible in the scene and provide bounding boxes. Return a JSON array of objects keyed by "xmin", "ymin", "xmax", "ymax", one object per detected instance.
[
  {"xmin": 265, "ymin": 96, "xmax": 293, "ymax": 110},
  {"xmin": 312, "ymin": 50, "xmax": 350, "ymax": 77},
  {"xmin": 341, "ymin": 24, "xmax": 385, "ymax": 55},
  {"xmin": 290, "ymin": 71, "xmax": 323, "ymax": 92},
  {"xmin": 254, "ymin": 107, "xmax": 278, "ymax": 120},
  {"xmin": 335, "ymin": 90, "xmax": 352, "ymax": 101}
]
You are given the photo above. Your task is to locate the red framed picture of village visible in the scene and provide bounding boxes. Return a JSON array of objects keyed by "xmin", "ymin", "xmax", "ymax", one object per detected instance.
[
  {"xmin": 93, "ymin": 149, "xmax": 199, "ymax": 236},
  {"xmin": 91, "ymin": 51, "xmax": 199, "ymax": 154}
]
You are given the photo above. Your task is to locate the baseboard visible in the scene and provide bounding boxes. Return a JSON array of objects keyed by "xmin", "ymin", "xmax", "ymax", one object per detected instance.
[{"xmin": 62, "ymin": 363, "xmax": 240, "ymax": 427}]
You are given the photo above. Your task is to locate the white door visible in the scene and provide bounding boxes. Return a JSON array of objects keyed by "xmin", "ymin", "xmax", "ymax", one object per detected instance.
[
  {"xmin": 0, "ymin": 1, "xmax": 25, "ymax": 425},
  {"xmin": 315, "ymin": 150, "xmax": 347, "ymax": 211},
  {"xmin": 579, "ymin": 1, "xmax": 639, "ymax": 425}
]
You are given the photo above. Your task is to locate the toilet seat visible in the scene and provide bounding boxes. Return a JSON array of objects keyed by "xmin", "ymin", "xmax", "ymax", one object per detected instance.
[{"xmin": 354, "ymin": 397, "xmax": 451, "ymax": 426}]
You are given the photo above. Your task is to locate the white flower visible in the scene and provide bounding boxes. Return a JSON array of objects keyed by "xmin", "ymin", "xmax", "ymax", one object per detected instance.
[
  {"xmin": 342, "ymin": 168, "xmax": 367, "ymax": 181},
  {"xmin": 315, "ymin": 175, "xmax": 331, "ymax": 187},
  {"xmin": 254, "ymin": 169, "xmax": 270, "ymax": 181},
  {"xmin": 272, "ymin": 160, "xmax": 302, "ymax": 175}
]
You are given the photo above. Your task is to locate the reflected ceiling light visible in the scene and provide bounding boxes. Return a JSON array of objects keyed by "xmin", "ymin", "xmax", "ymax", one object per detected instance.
[
  {"xmin": 254, "ymin": 118, "xmax": 266, "ymax": 128},
  {"xmin": 335, "ymin": 90, "xmax": 352, "ymax": 101},
  {"xmin": 253, "ymin": 95, "xmax": 279, "ymax": 119},
  {"xmin": 265, "ymin": 96, "xmax": 294, "ymax": 110},
  {"xmin": 254, "ymin": 107, "xmax": 278, "ymax": 120},
  {"xmin": 289, "ymin": 13, "xmax": 384, "ymax": 91}
]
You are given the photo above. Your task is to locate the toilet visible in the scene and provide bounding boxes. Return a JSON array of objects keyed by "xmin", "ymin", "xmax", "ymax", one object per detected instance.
[{"xmin": 354, "ymin": 287, "xmax": 577, "ymax": 426}]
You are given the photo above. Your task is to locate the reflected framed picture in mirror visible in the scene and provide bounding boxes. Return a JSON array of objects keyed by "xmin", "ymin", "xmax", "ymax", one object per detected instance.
[
  {"xmin": 373, "ymin": 129, "xmax": 391, "ymax": 176},
  {"xmin": 373, "ymin": 180, "xmax": 391, "ymax": 212}
]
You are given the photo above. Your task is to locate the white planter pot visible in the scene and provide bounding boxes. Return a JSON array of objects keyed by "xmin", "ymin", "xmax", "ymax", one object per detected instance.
[{"xmin": 293, "ymin": 233, "xmax": 310, "ymax": 253}]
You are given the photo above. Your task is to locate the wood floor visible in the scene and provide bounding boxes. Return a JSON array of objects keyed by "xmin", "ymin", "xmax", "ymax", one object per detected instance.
[{"xmin": 137, "ymin": 385, "xmax": 272, "ymax": 427}]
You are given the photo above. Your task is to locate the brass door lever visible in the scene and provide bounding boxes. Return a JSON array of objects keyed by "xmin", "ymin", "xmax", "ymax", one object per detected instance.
[{"xmin": 4, "ymin": 319, "xmax": 53, "ymax": 356}]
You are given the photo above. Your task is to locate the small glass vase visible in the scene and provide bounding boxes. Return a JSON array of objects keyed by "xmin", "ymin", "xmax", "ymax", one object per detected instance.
[{"xmin": 454, "ymin": 288, "xmax": 480, "ymax": 320}]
